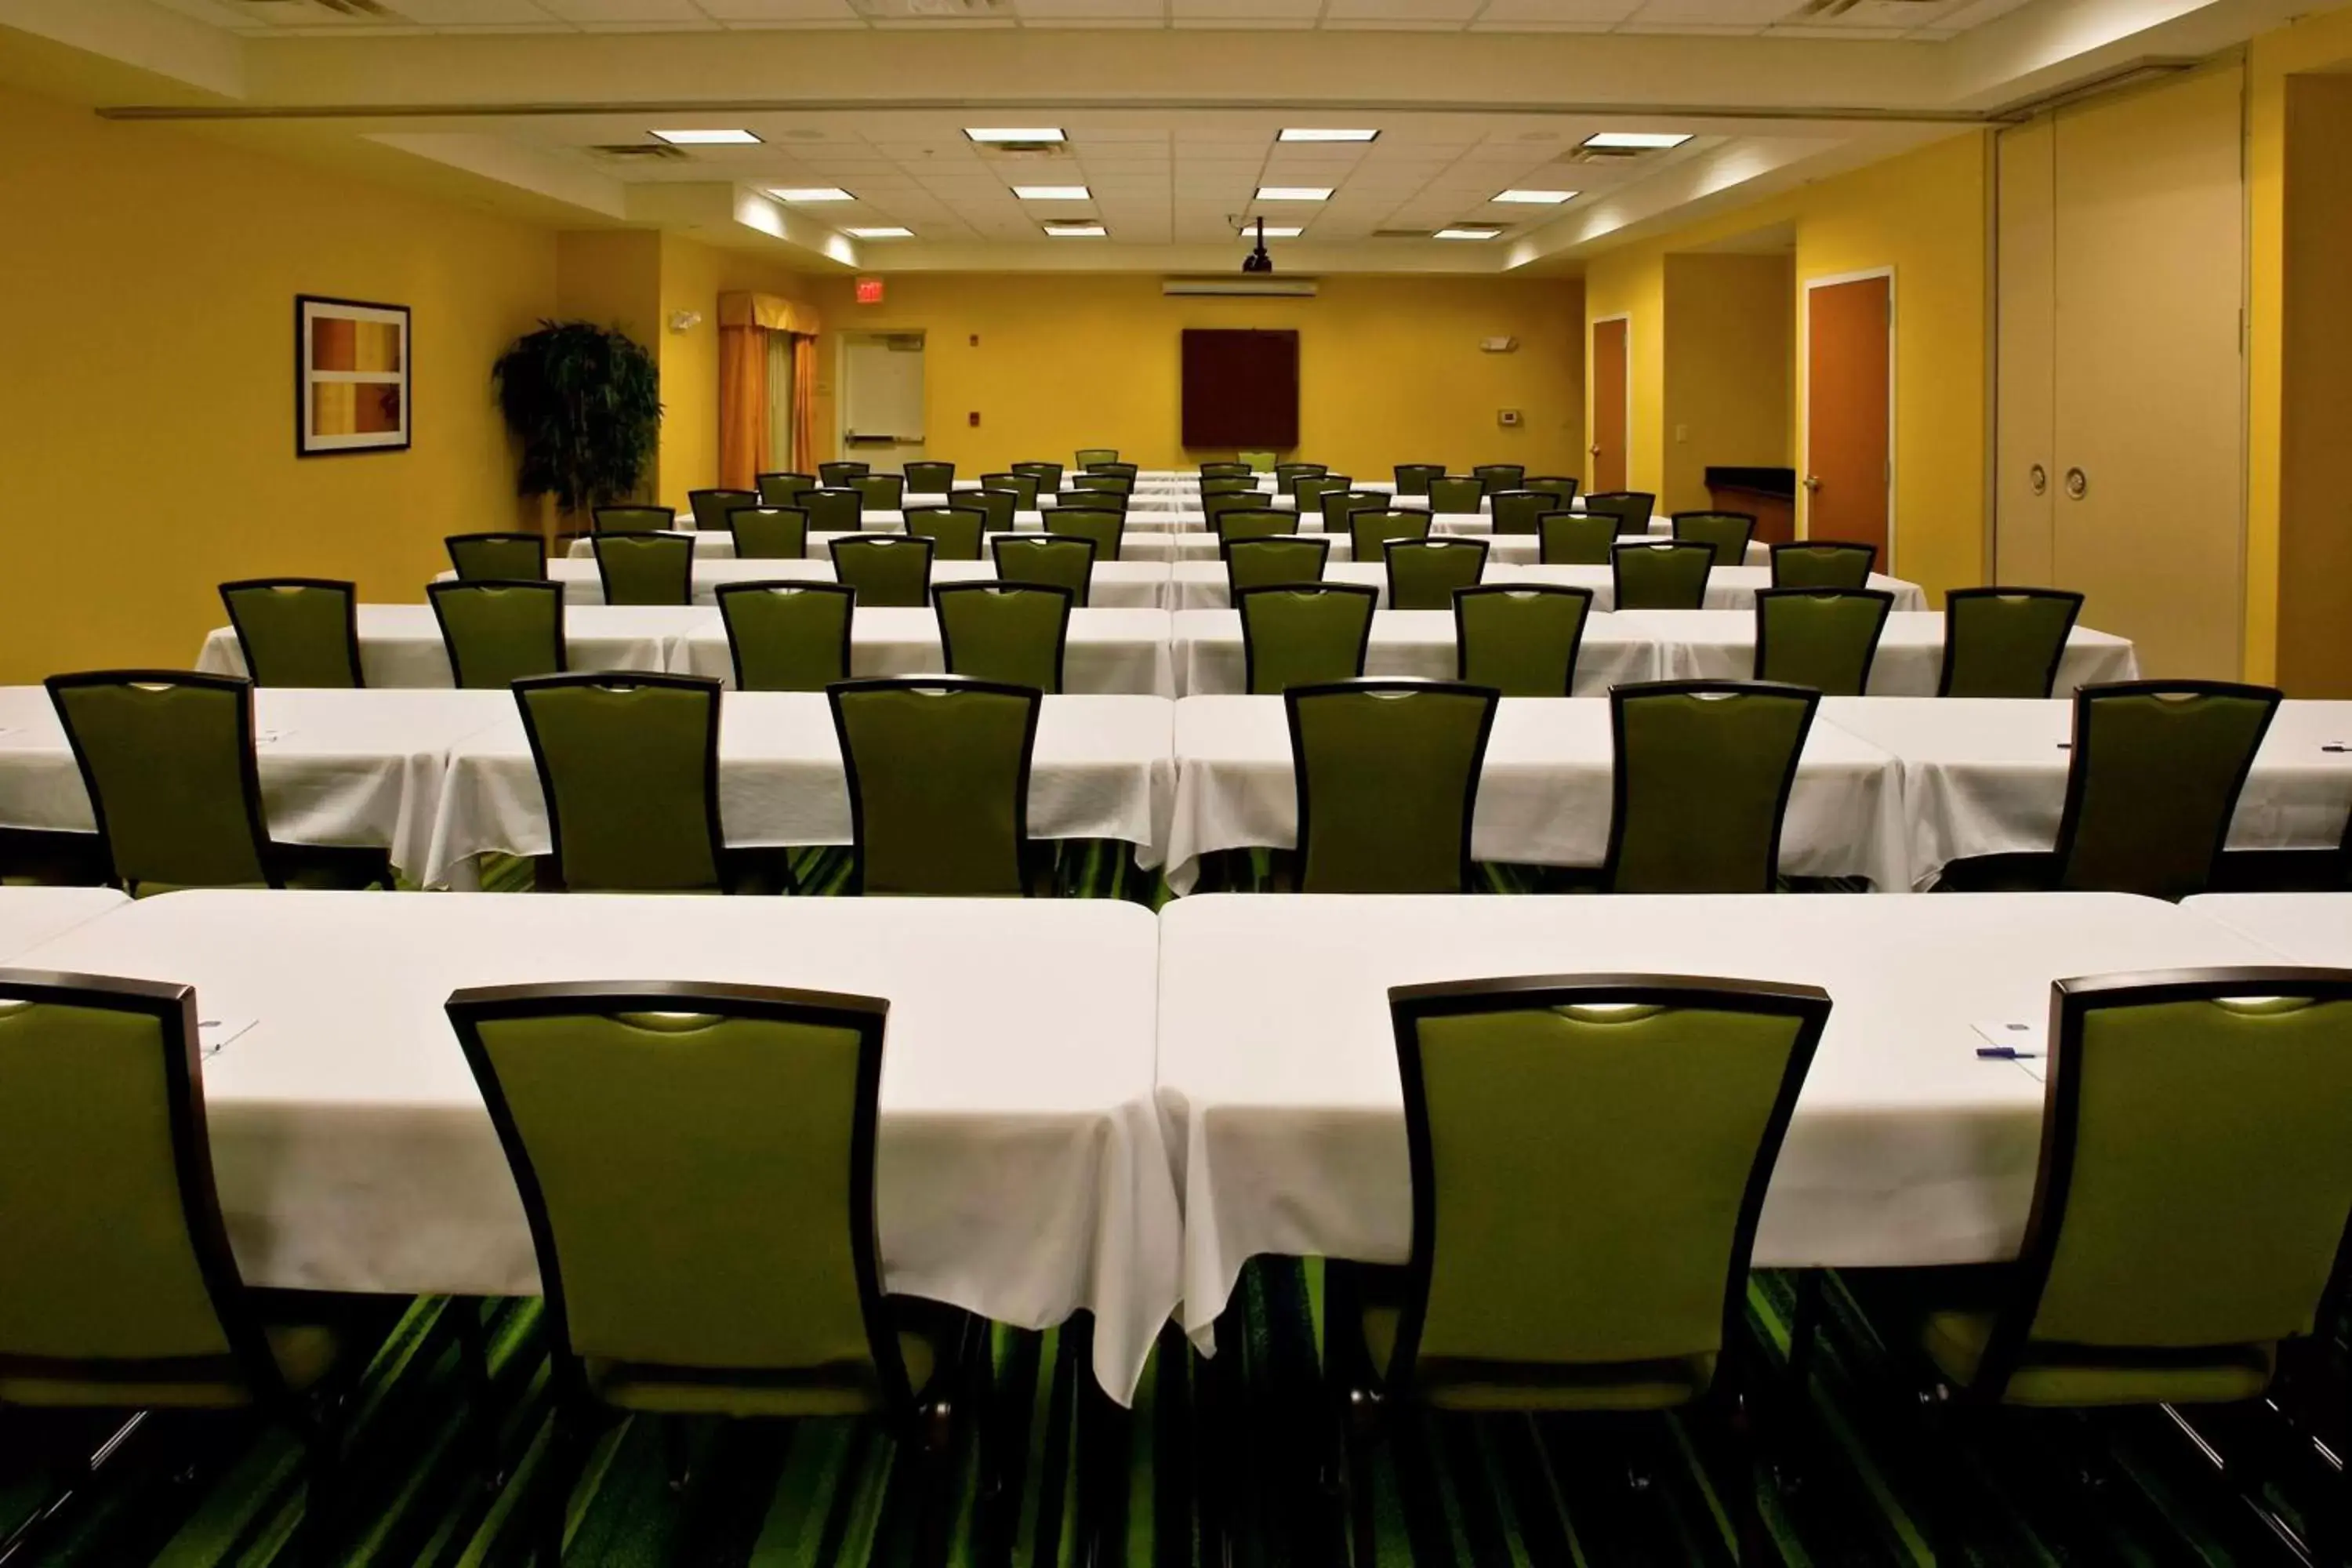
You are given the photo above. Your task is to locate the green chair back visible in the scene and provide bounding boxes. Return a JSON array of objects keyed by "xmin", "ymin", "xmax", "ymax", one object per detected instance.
[
  {"xmin": 1214, "ymin": 510, "xmax": 1294, "ymax": 546},
  {"xmin": 730, "ymin": 506, "xmax": 809, "ymax": 561},
  {"xmin": 829, "ymin": 677, "xmax": 1040, "ymax": 896},
  {"xmin": 1075, "ymin": 448, "xmax": 1120, "ymax": 469},
  {"xmin": 1010, "ymin": 461, "xmax": 1063, "ymax": 491},
  {"xmin": 1294, "ymin": 474, "xmax": 1352, "ymax": 513},
  {"xmin": 219, "ymin": 579, "xmax": 362, "ymax": 688},
  {"xmin": 1042, "ymin": 507, "xmax": 1123, "ymax": 563},
  {"xmin": 1377, "ymin": 975, "xmax": 1828, "ymax": 1406},
  {"xmin": 448, "ymin": 532, "xmax": 546, "ymax": 583},
  {"xmin": 1287, "ymin": 680, "xmax": 1499, "ymax": 894},
  {"xmin": 1940, "ymin": 588, "xmax": 2084, "ymax": 699},
  {"xmin": 430, "ymin": 580, "xmax": 566, "ymax": 689},
  {"xmin": 1090, "ymin": 462, "xmax": 1139, "ymax": 480},
  {"xmin": 902, "ymin": 461, "xmax": 956, "ymax": 495},
  {"xmin": 1605, "ymin": 681, "xmax": 1820, "ymax": 894},
  {"xmin": 1754, "ymin": 589, "xmax": 1894, "ymax": 696},
  {"xmin": 590, "ymin": 532, "xmax": 694, "ymax": 606},
  {"xmin": 1225, "ymin": 536, "xmax": 1330, "ymax": 595},
  {"xmin": 1238, "ymin": 584, "xmax": 1377, "ymax": 695},
  {"xmin": 1385, "ymin": 539, "xmax": 1488, "ymax": 612},
  {"xmin": 1427, "ymin": 477, "xmax": 1486, "ymax": 515},
  {"xmin": 936, "ymin": 583, "xmax": 1073, "ymax": 693},
  {"xmin": 1612, "ymin": 541, "xmax": 1714, "ymax": 610},
  {"xmin": 46, "ymin": 671, "xmax": 274, "ymax": 891},
  {"xmin": 1200, "ymin": 476, "xmax": 1258, "ymax": 496},
  {"xmin": 1770, "ymin": 541, "xmax": 1875, "ymax": 590},
  {"xmin": 716, "ymin": 582, "xmax": 852, "ymax": 691},
  {"xmin": 688, "ymin": 489, "xmax": 760, "ymax": 534},
  {"xmin": 1069, "ymin": 475, "xmax": 1134, "ymax": 499},
  {"xmin": 1489, "ymin": 491, "xmax": 1554, "ymax": 536},
  {"xmin": 829, "ymin": 535, "xmax": 934, "ymax": 608},
  {"xmin": 1583, "ymin": 492, "xmax": 1657, "ymax": 537},
  {"xmin": 1455, "ymin": 586, "xmax": 1592, "ymax": 696},
  {"xmin": 818, "ymin": 461, "xmax": 869, "ymax": 488},
  {"xmin": 1671, "ymin": 511, "xmax": 1757, "ymax": 566},
  {"xmin": 1538, "ymin": 512, "xmax": 1616, "ymax": 566},
  {"xmin": 1393, "ymin": 464, "xmax": 1446, "ymax": 498},
  {"xmin": 1051, "ymin": 491, "xmax": 1126, "ymax": 515},
  {"xmin": 2055, "ymin": 681, "xmax": 2282, "ymax": 901},
  {"xmin": 593, "ymin": 506, "xmax": 675, "ymax": 535},
  {"xmin": 1201, "ymin": 462, "xmax": 1254, "ymax": 479},
  {"xmin": 803, "ymin": 488, "xmax": 866, "ymax": 534},
  {"xmin": 1523, "ymin": 477, "xmax": 1581, "ymax": 508},
  {"xmin": 960, "ymin": 488, "xmax": 1018, "ymax": 533},
  {"xmin": 850, "ymin": 474, "xmax": 905, "ymax": 513},
  {"xmin": 982, "ymin": 472, "xmax": 1040, "ymax": 509},
  {"xmin": 1348, "ymin": 509, "xmax": 1429, "ymax": 562},
  {"xmin": 512, "ymin": 674, "xmax": 725, "ymax": 891},
  {"xmin": 1274, "ymin": 463, "xmax": 1328, "ymax": 497},
  {"xmin": 445, "ymin": 981, "xmax": 919, "ymax": 1420},
  {"xmin": 756, "ymin": 472, "xmax": 817, "ymax": 508},
  {"xmin": 1320, "ymin": 491, "xmax": 1389, "ymax": 535},
  {"xmin": 1203, "ymin": 492, "xmax": 1262, "ymax": 525},
  {"xmin": 902, "ymin": 506, "xmax": 986, "ymax": 561},
  {"xmin": 1472, "ymin": 464, "xmax": 1524, "ymax": 496},
  {"xmin": 990, "ymin": 535, "xmax": 1096, "ymax": 608}
]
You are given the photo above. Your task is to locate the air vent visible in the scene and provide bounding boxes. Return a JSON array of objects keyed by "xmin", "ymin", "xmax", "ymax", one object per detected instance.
[
  {"xmin": 972, "ymin": 140, "xmax": 1070, "ymax": 160},
  {"xmin": 849, "ymin": 0, "xmax": 1010, "ymax": 17},
  {"xmin": 588, "ymin": 143, "xmax": 691, "ymax": 162},
  {"xmin": 1787, "ymin": 0, "xmax": 1940, "ymax": 14},
  {"xmin": 234, "ymin": 0, "xmax": 397, "ymax": 14},
  {"xmin": 1371, "ymin": 228, "xmax": 1432, "ymax": 239},
  {"xmin": 1567, "ymin": 145, "xmax": 1647, "ymax": 162},
  {"xmin": 1163, "ymin": 276, "xmax": 1319, "ymax": 298}
]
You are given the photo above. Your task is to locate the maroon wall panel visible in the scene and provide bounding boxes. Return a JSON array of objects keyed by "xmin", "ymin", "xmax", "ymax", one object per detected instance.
[{"xmin": 1181, "ymin": 328, "xmax": 1299, "ymax": 449}]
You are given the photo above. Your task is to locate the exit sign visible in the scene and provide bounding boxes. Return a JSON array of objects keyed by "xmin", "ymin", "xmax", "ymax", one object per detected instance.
[{"xmin": 855, "ymin": 277, "xmax": 885, "ymax": 305}]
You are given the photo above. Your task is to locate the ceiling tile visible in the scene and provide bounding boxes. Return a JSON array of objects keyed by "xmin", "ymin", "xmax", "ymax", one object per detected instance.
[{"xmin": 535, "ymin": 0, "xmax": 707, "ymax": 18}]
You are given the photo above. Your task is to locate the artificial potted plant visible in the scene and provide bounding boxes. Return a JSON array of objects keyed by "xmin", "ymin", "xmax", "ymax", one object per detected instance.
[{"xmin": 492, "ymin": 320, "xmax": 662, "ymax": 536}]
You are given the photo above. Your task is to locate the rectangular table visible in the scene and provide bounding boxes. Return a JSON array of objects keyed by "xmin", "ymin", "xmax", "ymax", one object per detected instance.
[
  {"xmin": 448, "ymin": 557, "xmax": 1172, "ymax": 611},
  {"xmin": 0, "ymin": 884, "xmax": 128, "ymax": 956},
  {"xmin": 198, "ymin": 604, "xmax": 696, "ymax": 688},
  {"xmin": 0, "ymin": 686, "xmax": 513, "ymax": 882},
  {"xmin": 426, "ymin": 691, "xmax": 1175, "ymax": 889},
  {"xmin": 1622, "ymin": 610, "xmax": 2138, "ymax": 695},
  {"xmin": 2183, "ymin": 893, "xmax": 2352, "ymax": 960},
  {"xmin": 1163, "ymin": 695, "xmax": 1908, "ymax": 893},
  {"xmin": 1824, "ymin": 698, "xmax": 2352, "ymax": 889},
  {"xmin": 1171, "ymin": 608, "xmax": 1660, "ymax": 696},
  {"xmin": 794, "ymin": 532, "xmax": 1192, "ymax": 566},
  {"xmin": 677, "ymin": 607, "xmax": 1178, "ymax": 695},
  {"xmin": 1153, "ymin": 891, "xmax": 2281, "ymax": 1345},
  {"xmin": 12, "ymin": 890, "xmax": 1175, "ymax": 1403},
  {"xmin": 1168, "ymin": 561, "xmax": 1921, "ymax": 612}
]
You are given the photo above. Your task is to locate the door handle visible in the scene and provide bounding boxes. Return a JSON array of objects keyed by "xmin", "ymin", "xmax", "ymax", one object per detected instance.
[
  {"xmin": 2029, "ymin": 463, "xmax": 2048, "ymax": 496},
  {"xmin": 1802, "ymin": 475, "xmax": 1822, "ymax": 492},
  {"xmin": 2063, "ymin": 466, "xmax": 2087, "ymax": 500}
]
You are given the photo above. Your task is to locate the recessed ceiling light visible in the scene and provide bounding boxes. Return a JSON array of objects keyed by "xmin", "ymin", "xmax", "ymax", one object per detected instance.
[
  {"xmin": 651, "ymin": 129, "xmax": 760, "ymax": 146},
  {"xmin": 771, "ymin": 187, "xmax": 854, "ymax": 202},
  {"xmin": 1494, "ymin": 189, "xmax": 1577, "ymax": 204},
  {"xmin": 1014, "ymin": 185, "xmax": 1091, "ymax": 200},
  {"xmin": 1279, "ymin": 128, "xmax": 1378, "ymax": 143},
  {"xmin": 966, "ymin": 128, "xmax": 1065, "ymax": 143},
  {"xmin": 1581, "ymin": 132, "xmax": 1692, "ymax": 149},
  {"xmin": 1044, "ymin": 222, "xmax": 1108, "ymax": 237},
  {"xmin": 1434, "ymin": 227, "xmax": 1501, "ymax": 240},
  {"xmin": 1248, "ymin": 226, "xmax": 1304, "ymax": 238},
  {"xmin": 1257, "ymin": 187, "xmax": 1333, "ymax": 201},
  {"xmin": 846, "ymin": 226, "xmax": 913, "ymax": 239}
]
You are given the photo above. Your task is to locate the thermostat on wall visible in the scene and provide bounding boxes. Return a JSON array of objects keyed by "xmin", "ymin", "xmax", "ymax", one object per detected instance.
[{"xmin": 1480, "ymin": 336, "xmax": 1519, "ymax": 353}]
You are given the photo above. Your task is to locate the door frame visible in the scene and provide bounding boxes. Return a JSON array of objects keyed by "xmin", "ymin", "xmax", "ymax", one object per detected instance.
[
  {"xmin": 836, "ymin": 328, "xmax": 927, "ymax": 474},
  {"xmin": 1589, "ymin": 312, "xmax": 1632, "ymax": 492},
  {"xmin": 1798, "ymin": 267, "xmax": 1896, "ymax": 564}
]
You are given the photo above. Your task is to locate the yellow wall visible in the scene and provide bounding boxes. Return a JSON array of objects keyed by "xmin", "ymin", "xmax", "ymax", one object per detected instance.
[
  {"xmin": 0, "ymin": 81, "xmax": 554, "ymax": 683},
  {"xmin": 798, "ymin": 272, "xmax": 1584, "ymax": 478},
  {"xmin": 1661, "ymin": 252, "xmax": 1794, "ymax": 513},
  {"xmin": 651, "ymin": 234, "xmax": 819, "ymax": 510}
]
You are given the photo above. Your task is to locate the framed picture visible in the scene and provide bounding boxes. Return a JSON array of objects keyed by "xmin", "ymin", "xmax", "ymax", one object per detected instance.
[{"xmin": 296, "ymin": 295, "xmax": 410, "ymax": 456}]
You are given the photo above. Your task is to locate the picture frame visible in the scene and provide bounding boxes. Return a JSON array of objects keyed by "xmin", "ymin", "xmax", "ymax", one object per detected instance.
[{"xmin": 296, "ymin": 294, "xmax": 411, "ymax": 456}]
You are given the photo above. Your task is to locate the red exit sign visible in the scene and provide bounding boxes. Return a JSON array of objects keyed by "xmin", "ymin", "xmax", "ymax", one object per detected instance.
[{"xmin": 855, "ymin": 277, "xmax": 885, "ymax": 305}]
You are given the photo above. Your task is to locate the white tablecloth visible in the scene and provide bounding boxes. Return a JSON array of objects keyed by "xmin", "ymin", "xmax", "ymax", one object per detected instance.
[
  {"xmin": 198, "ymin": 605, "xmax": 695, "ymax": 688},
  {"xmin": 0, "ymin": 686, "xmax": 510, "ymax": 880},
  {"xmin": 0, "ymin": 884, "xmax": 128, "ymax": 956},
  {"xmin": 2182, "ymin": 893, "xmax": 2352, "ymax": 960},
  {"xmin": 1167, "ymin": 561, "xmax": 1920, "ymax": 613},
  {"xmin": 1621, "ymin": 610, "xmax": 2137, "ymax": 696},
  {"xmin": 12, "ymin": 890, "xmax": 1174, "ymax": 1403},
  {"xmin": 447, "ymin": 558, "xmax": 1172, "ymax": 611},
  {"xmin": 1154, "ymin": 891, "xmax": 2279, "ymax": 1344},
  {"xmin": 1163, "ymin": 695, "xmax": 1907, "ymax": 893},
  {"xmin": 1157, "ymin": 532, "xmax": 1548, "ymax": 567},
  {"xmin": 426, "ymin": 692, "xmax": 1175, "ymax": 888},
  {"xmin": 676, "ymin": 608, "xmax": 1177, "ymax": 696},
  {"xmin": 1170, "ymin": 608, "xmax": 1660, "ymax": 697},
  {"xmin": 1823, "ymin": 698, "xmax": 2352, "ymax": 890}
]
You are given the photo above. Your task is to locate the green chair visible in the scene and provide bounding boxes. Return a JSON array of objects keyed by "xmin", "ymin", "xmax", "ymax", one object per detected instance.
[
  {"xmin": 0, "ymin": 970, "xmax": 393, "ymax": 1557},
  {"xmin": 1455, "ymin": 585, "xmax": 1592, "ymax": 696},
  {"xmin": 1603, "ymin": 681, "xmax": 1820, "ymax": 893},
  {"xmin": 1225, "ymin": 536, "xmax": 1331, "ymax": 595},
  {"xmin": 1337, "ymin": 974, "xmax": 1831, "ymax": 1566},
  {"xmin": 1286, "ymin": 679, "xmax": 1500, "ymax": 893},
  {"xmin": 1202, "ymin": 462, "xmax": 1254, "ymax": 479},
  {"xmin": 1050, "ymin": 490, "xmax": 1126, "ymax": 516},
  {"xmin": 1940, "ymin": 682, "xmax": 2283, "ymax": 901},
  {"xmin": 447, "ymin": 532, "xmax": 546, "ymax": 583},
  {"xmin": 1524, "ymin": 476, "xmax": 1581, "ymax": 508},
  {"xmin": 1770, "ymin": 541, "xmax": 1876, "ymax": 591},
  {"xmin": 444, "ymin": 979, "xmax": 969, "ymax": 1568},
  {"xmin": 688, "ymin": 488, "xmax": 760, "ymax": 534},
  {"xmin": 1091, "ymin": 461, "xmax": 1139, "ymax": 480},
  {"xmin": 1069, "ymin": 473, "xmax": 1133, "ymax": 497},
  {"xmin": 851, "ymin": 474, "xmax": 905, "ymax": 513},
  {"xmin": 592, "ymin": 506, "xmax": 676, "ymax": 535},
  {"xmin": 903, "ymin": 506, "xmax": 986, "ymax": 561},
  {"xmin": 903, "ymin": 460, "xmax": 956, "ymax": 495},
  {"xmin": 715, "ymin": 581, "xmax": 852, "ymax": 691},
  {"xmin": 960, "ymin": 487, "xmax": 1019, "ymax": 533},
  {"xmin": 429, "ymin": 580, "xmax": 565, "ymax": 689},
  {"xmin": 1538, "ymin": 511, "xmax": 1617, "ymax": 566},
  {"xmin": 1238, "ymin": 584, "xmax": 1377, "ymax": 695},
  {"xmin": 1754, "ymin": 588, "xmax": 1895, "ymax": 696},
  {"xmin": 1010, "ymin": 460, "xmax": 1063, "ymax": 492},
  {"xmin": 1203, "ymin": 492, "xmax": 1265, "ymax": 526},
  {"xmin": 829, "ymin": 677, "xmax": 1043, "ymax": 896},
  {"xmin": 1385, "ymin": 538, "xmax": 1487, "ymax": 612},
  {"xmin": 729, "ymin": 506, "xmax": 809, "ymax": 561},
  {"xmin": 1583, "ymin": 491, "xmax": 1657, "ymax": 537},
  {"xmin": 1612, "ymin": 540, "xmax": 1715, "ymax": 610},
  {"xmin": 1489, "ymin": 491, "xmax": 1554, "ymax": 536},
  {"xmin": 1393, "ymin": 463, "xmax": 1445, "ymax": 498},
  {"xmin": 1427, "ymin": 477, "xmax": 1486, "ymax": 515},
  {"xmin": 829, "ymin": 535, "xmax": 934, "ymax": 608},
  {"xmin": 1940, "ymin": 587, "xmax": 2085, "ymax": 699},
  {"xmin": 1201, "ymin": 476, "xmax": 1259, "ymax": 497},
  {"xmin": 1294, "ymin": 474, "xmax": 1352, "ymax": 514},
  {"xmin": 219, "ymin": 579, "xmax": 362, "ymax": 688},
  {"xmin": 936, "ymin": 583, "xmax": 1073, "ymax": 693},
  {"xmin": 1348, "ymin": 509, "xmax": 1429, "ymax": 563},
  {"xmin": 982, "ymin": 471, "xmax": 1040, "ymax": 509},
  {"xmin": 1274, "ymin": 463, "xmax": 1328, "ymax": 497},
  {"xmin": 818, "ymin": 460, "xmax": 869, "ymax": 488},
  {"xmin": 1214, "ymin": 510, "xmax": 1294, "ymax": 546},
  {"xmin": 756, "ymin": 471, "xmax": 817, "ymax": 508},
  {"xmin": 1043, "ymin": 506, "xmax": 1124, "ymax": 563},
  {"xmin": 45, "ymin": 670, "xmax": 391, "ymax": 893},
  {"xmin": 1320, "ymin": 491, "xmax": 1390, "ymax": 535},
  {"xmin": 590, "ymin": 532, "xmax": 694, "ymax": 606},
  {"xmin": 991, "ymin": 535, "xmax": 1096, "ymax": 608},
  {"xmin": 1076, "ymin": 448, "xmax": 1120, "ymax": 468},
  {"xmin": 1672, "ymin": 510, "xmax": 1758, "ymax": 567},
  {"xmin": 1472, "ymin": 463, "xmax": 1524, "ymax": 496},
  {"xmin": 803, "ymin": 487, "xmax": 866, "ymax": 535},
  {"xmin": 512, "ymin": 673, "xmax": 741, "ymax": 893}
]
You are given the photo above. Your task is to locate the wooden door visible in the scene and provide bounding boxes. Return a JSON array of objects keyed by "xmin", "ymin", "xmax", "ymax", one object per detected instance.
[
  {"xmin": 1591, "ymin": 317, "xmax": 1628, "ymax": 492},
  {"xmin": 1995, "ymin": 118, "xmax": 2057, "ymax": 583},
  {"xmin": 1804, "ymin": 276, "xmax": 1891, "ymax": 564}
]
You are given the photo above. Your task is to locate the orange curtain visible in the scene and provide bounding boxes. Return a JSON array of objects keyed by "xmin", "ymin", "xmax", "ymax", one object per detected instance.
[
  {"xmin": 718, "ymin": 324, "xmax": 768, "ymax": 489},
  {"xmin": 791, "ymin": 334, "xmax": 818, "ymax": 474}
]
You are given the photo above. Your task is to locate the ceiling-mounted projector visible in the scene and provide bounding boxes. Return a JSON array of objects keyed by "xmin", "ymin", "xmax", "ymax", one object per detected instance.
[{"xmin": 1241, "ymin": 216, "xmax": 1273, "ymax": 274}]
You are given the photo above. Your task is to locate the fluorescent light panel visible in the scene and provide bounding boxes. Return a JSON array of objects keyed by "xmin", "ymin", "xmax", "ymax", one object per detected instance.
[
  {"xmin": 1013, "ymin": 185, "xmax": 1091, "ymax": 200},
  {"xmin": 966, "ymin": 127, "xmax": 1065, "ymax": 143},
  {"xmin": 771, "ymin": 187, "xmax": 853, "ymax": 202},
  {"xmin": 1494, "ymin": 188, "xmax": 1577, "ymax": 204},
  {"xmin": 1434, "ymin": 227, "xmax": 1501, "ymax": 240},
  {"xmin": 1044, "ymin": 222, "xmax": 1107, "ymax": 237},
  {"xmin": 651, "ymin": 129, "xmax": 760, "ymax": 145},
  {"xmin": 1248, "ymin": 226, "xmax": 1304, "ymax": 238},
  {"xmin": 1279, "ymin": 128, "xmax": 1378, "ymax": 142},
  {"xmin": 846, "ymin": 226, "xmax": 913, "ymax": 238},
  {"xmin": 1582, "ymin": 132, "xmax": 1692, "ymax": 149},
  {"xmin": 1256, "ymin": 186, "xmax": 1332, "ymax": 201}
]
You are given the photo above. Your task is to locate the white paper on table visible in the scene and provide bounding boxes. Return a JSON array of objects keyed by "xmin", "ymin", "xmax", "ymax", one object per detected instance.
[
  {"xmin": 200, "ymin": 1016, "xmax": 259, "ymax": 1058},
  {"xmin": 1972, "ymin": 1018, "xmax": 2045, "ymax": 1081}
]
